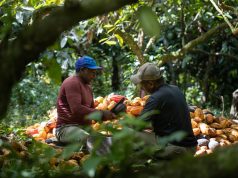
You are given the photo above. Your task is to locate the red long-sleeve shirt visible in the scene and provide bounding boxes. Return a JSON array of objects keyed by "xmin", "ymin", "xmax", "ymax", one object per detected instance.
[{"xmin": 56, "ymin": 75, "xmax": 96, "ymax": 127}]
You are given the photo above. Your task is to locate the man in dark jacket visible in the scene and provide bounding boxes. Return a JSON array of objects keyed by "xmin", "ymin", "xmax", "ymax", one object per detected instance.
[
  {"xmin": 130, "ymin": 63, "xmax": 197, "ymax": 159},
  {"xmin": 56, "ymin": 56, "xmax": 115, "ymax": 145}
]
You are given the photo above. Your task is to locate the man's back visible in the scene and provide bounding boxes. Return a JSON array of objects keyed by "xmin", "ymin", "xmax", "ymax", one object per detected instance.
[{"xmin": 141, "ymin": 84, "xmax": 197, "ymax": 147}]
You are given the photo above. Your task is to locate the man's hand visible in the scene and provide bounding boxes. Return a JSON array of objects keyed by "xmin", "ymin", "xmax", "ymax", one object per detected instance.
[{"xmin": 102, "ymin": 110, "xmax": 116, "ymax": 121}]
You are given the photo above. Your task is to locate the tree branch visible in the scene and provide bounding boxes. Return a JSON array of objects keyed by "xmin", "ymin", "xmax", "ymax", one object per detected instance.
[
  {"xmin": 115, "ymin": 29, "xmax": 145, "ymax": 64},
  {"xmin": 191, "ymin": 49, "xmax": 238, "ymax": 61},
  {"xmin": 210, "ymin": 0, "xmax": 238, "ymax": 35},
  {"xmin": 219, "ymin": 2, "xmax": 238, "ymax": 15},
  {"xmin": 144, "ymin": 36, "xmax": 155, "ymax": 53},
  {"xmin": 158, "ymin": 21, "xmax": 230, "ymax": 65}
]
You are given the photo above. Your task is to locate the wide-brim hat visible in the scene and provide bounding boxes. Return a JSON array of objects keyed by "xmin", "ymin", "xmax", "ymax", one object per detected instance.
[{"xmin": 130, "ymin": 63, "xmax": 161, "ymax": 84}]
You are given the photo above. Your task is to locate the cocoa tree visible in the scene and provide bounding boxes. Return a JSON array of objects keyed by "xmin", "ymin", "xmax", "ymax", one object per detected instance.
[{"xmin": 0, "ymin": 0, "xmax": 138, "ymax": 119}]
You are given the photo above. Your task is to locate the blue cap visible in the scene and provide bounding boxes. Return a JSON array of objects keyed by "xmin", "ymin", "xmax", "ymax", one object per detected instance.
[{"xmin": 75, "ymin": 56, "xmax": 102, "ymax": 72}]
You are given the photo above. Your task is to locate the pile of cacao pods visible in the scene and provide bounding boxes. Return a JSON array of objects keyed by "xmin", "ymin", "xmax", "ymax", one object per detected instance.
[
  {"xmin": 25, "ymin": 108, "xmax": 57, "ymax": 141},
  {"xmin": 25, "ymin": 94, "xmax": 238, "ymax": 157},
  {"xmin": 190, "ymin": 107, "xmax": 238, "ymax": 156}
]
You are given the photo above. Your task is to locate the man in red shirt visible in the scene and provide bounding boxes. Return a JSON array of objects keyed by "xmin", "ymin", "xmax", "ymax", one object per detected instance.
[{"xmin": 56, "ymin": 56, "xmax": 115, "ymax": 145}]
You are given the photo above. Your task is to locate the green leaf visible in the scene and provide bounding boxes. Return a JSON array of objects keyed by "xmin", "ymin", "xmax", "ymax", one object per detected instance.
[
  {"xmin": 104, "ymin": 24, "xmax": 114, "ymax": 28},
  {"xmin": 21, "ymin": 6, "xmax": 35, "ymax": 11},
  {"xmin": 99, "ymin": 37, "xmax": 108, "ymax": 43},
  {"xmin": 83, "ymin": 156, "xmax": 102, "ymax": 177},
  {"xmin": 60, "ymin": 143, "xmax": 81, "ymax": 160},
  {"xmin": 107, "ymin": 27, "xmax": 116, "ymax": 33},
  {"xmin": 43, "ymin": 146, "xmax": 57, "ymax": 159},
  {"xmin": 60, "ymin": 36, "xmax": 67, "ymax": 48},
  {"xmin": 157, "ymin": 131, "xmax": 187, "ymax": 147},
  {"xmin": 119, "ymin": 115, "xmax": 148, "ymax": 131},
  {"xmin": 182, "ymin": 56, "xmax": 192, "ymax": 69},
  {"xmin": 0, "ymin": 0, "xmax": 7, "ymax": 6},
  {"xmin": 45, "ymin": 59, "xmax": 62, "ymax": 84},
  {"xmin": 86, "ymin": 111, "xmax": 103, "ymax": 121},
  {"xmin": 104, "ymin": 40, "xmax": 117, "ymax": 46},
  {"xmin": 138, "ymin": 6, "xmax": 161, "ymax": 37},
  {"xmin": 115, "ymin": 34, "xmax": 124, "ymax": 46},
  {"xmin": 115, "ymin": 19, "xmax": 121, "ymax": 26},
  {"xmin": 46, "ymin": 0, "xmax": 62, "ymax": 5},
  {"xmin": 16, "ymin": 12, "xmax": 23, "ymax": 24}
]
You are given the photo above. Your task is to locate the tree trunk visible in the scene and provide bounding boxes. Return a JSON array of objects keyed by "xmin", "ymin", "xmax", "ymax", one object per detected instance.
[{"xmin": 111, "ymin": 55, "xmax": 120, "ymax": 91}]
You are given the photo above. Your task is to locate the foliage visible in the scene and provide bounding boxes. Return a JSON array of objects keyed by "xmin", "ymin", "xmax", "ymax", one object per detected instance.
[
  {"xmin": 0, "ymin": 114, "xmax": 183, "ymax": 178},
  {"xmin": 5, "ymin": 72, "xmax": 59, "ymax": 126},
  {"xmin": 2, "ymin": 0, "xmax": 237, "ymax": 123},
  {"xmin": 1, "ymin": 0, "xmax": 238, "ymax": 176},
  {"xmin": 150, "ymin": 0, "xmax": 238, "ymax": 110}
]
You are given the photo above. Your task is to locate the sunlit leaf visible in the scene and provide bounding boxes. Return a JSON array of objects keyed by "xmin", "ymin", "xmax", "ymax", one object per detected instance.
[
  {"xmin": 99, "ymin": 37, "xmax": 108, "ymax": 43},
  {"xmin": 46, "ymin": 0, "xmax": 63, "ymax": 5},
  {"xmin": 21, "ymin": 6, "xmax": 35, "ymax": 11},
  {"xmin": 0, "ymin": 0, "xmax": 7, "ymax": 6},
  {"xmin": 104, "ymin": 40, "xmax": 117, "ymax": 45},
  {"xmin": 104, "ymin": 24, "xmax": 114, "ymax": 28},
  {"xmin": 60, "ymin": 36, "xmax": 67, "ymax": 48},
  {"xmin": 16, "ymin": 12, "xmax": 23, "ymax": 24},
  {"xmin": 107, "ymin": 27, "xmax": 116, "ymax": 33},
  {"xmin": 115, "ymin": 19, "xmax": 121, "ymax": 25},
  {"xmin": 55, "ymin": 0, "xmax": 64, "ymax": 5},
  {"xmin": 115, "ymin": 34, "xmax": 124, "ymax": 46},
  {"xmin": 61, "ymin": 58, "xmax": 68, "ymax": 70}
]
